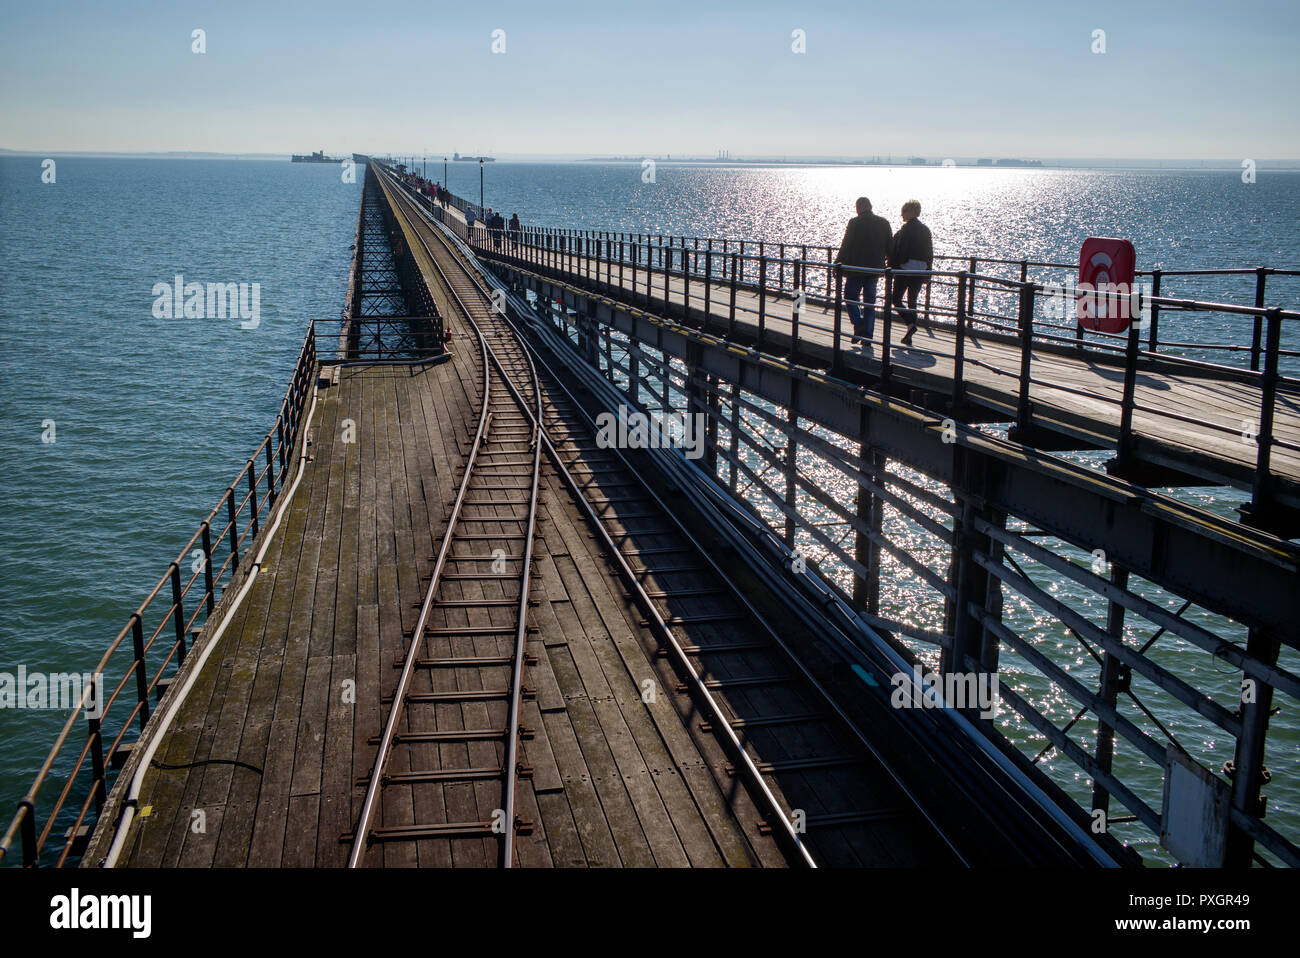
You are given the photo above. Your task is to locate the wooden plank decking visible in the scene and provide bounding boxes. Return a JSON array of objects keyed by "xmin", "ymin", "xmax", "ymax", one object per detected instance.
[{"xmin": 102, "ymin": 355, "xmax": 777, "ymax": 867}]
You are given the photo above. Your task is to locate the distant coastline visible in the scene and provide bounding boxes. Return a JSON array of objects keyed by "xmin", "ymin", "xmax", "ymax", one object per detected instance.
[{"xmin": 1, "ymin": 149, "xmax": 1298, "ymax": 172}]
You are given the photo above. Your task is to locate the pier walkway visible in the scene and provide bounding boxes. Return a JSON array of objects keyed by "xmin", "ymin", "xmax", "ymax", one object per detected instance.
[
  {"xmin": 89, "ymin": 358, "xmax": 790, "ymax": 867},
  {"xmin": 11, "ymin": 160, "xmax": 1293, "ymax": 872},
  {"xmin": 437, "ymin": 203, "xmax": 1300, "ymax": 534},
  {"xmin": 75, "ymin": 164, "xmax": 1050, "ymax": 869}
]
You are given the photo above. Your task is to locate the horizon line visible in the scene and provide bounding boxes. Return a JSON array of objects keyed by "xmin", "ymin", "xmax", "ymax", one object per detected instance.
[{"xmin": 3, "ymin": 148, "xmax": 1299, "ymax": 169}]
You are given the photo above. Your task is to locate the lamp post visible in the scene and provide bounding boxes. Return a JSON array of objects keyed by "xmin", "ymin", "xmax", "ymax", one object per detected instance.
[
  {"xmin": 479, "ymin": 157, "xmax": 484, "ymax": 213},
  {"xmin": 443, "ymin": 157, "xmax": 448, "ymax": 190}
]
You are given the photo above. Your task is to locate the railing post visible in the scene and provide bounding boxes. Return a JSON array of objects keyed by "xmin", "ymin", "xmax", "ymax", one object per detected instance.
[
  {"xmin": 170, "ymin": 562, "xmax": 187, "ymax": 666},
  {"xmin": 247, "ymin": 463, "xmax": 260, "ymax": 536},
  {"xmin": 1146, "ymin": 270, "xmax": 1162, "ymax": 352},
  {"xmin": 88, "ymin": 701, "xmax": 107, "ymax": 810},
  {"xmin": 1015, "ymin": 283, "xmax": 1036, "ymax": 435},
  {"xmin": 1247, "ymin": 307, "xmax": 1283, "ymax": 522},
  {"xmin": 265, "ymin": 440, "xmax": 277, "ymax": 506},
  {"xmin": 951, "ymin": 271, "xmax": 969, "ymax": 409},
  {"xmin": 1115, "ymin": 315, "xmax": 1142, "ymax": 471},
  {"xmin": 757, "ymin": 256, "xmax": 767, "ymax": 347},
  {"xmin": 682, "ymin": 244, "xmax": 691, "ymax": 321},
  {"xmin": 1250, "ymin": 267, "xmax": 1268, "ymax": 371},
  {"xmin": 663, "ymin": 239, "xmax": 670, "ymax": 308},
  {"xmin": 201, "ymin": 521, "xmax": 215, "ymax": 613},
  {"xmin": 131, "ymin": 613, "xmax": 150, "ymax": 730},
  {"xmin": 277, "ymin": 417, "xmax": 288, "ymax": 480},
  {"xmin": 226, "ymin": 488, "xmax": 240, "ymax": 571},
  {"xmin": 728, "ymin": 253, "xmax": 739, "ymax": 339},
  {"xmin": 881, "ymin": 272, "xmax": 894, "ymax": 389},
  {"xmin": 790, "ymin": 268, "xmax": 801, "ymax": 360},
  {"xmin": 19, "ymin": 801, "xmax": 37, "ymax": 867},
  {"xmin": 832, "ymin": 265, "xmax": 844, "ymax": 375},
  {"xmin": 703, "ymin": 240, "xmax": 713, "ymax": 327}
]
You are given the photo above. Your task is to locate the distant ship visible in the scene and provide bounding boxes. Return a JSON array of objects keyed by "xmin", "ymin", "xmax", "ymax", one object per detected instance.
[
  {"xmin": 291, "ymin": 150, "xmax": 341, "ymax": 163},
  {"xmin": 453, "ymin": 152, "xmax": 495, "ymax": 162}
]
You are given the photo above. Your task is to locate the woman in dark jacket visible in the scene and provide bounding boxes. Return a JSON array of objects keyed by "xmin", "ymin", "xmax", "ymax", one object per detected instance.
[{"xmin": 889, "ymin": 200, "xmax": 933, "ymax": 346}]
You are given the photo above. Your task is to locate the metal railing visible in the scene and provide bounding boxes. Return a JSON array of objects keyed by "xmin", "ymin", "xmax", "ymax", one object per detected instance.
[
  {"xmin": 426, "ymin": 206, "xmax": 1299, "ymax": 529},
  {"xmin": 525, "ymin": 288, "xmax": 1300, "ymax": 868},
  {"xmin": 318, "ymin": 317, "xmax": 445, "ymax": 362},
  {"xmin": 407, "ymin": 169, "xmax": 1297, "ymax": 362},
  {"xmin": 0, "ymin": 324, "xmax": 318, "ymax": 867},
  {"xmin": 386, "ymin": 162, "xmax": 1300, "ymax": 865}
]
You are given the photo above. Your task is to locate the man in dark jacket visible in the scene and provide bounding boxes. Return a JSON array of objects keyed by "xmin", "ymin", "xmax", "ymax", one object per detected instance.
[
  {"xmin": 834, "ymin": 197, "xmax": 892, "ymax": 346},
  {"xmin": 889, "ymin": 199, "xmax": 933, "ymax": 346}
]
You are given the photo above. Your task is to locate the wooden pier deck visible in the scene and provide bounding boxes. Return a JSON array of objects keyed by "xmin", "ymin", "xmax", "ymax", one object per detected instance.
[{"xmin": 97, "ymin": 354, "xmax": 793, "ymax": 867}]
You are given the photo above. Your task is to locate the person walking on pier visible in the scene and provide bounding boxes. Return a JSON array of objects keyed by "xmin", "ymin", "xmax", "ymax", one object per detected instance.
[
  {"xmin": 509, "ymin": 212, "xmax": 521, "ymax": 250},
  {"xmin": 890, "ymin": 200, "xmax": 933, "ymax": 347},
  {"xmin": 492, "ymin": 209, "xmax": 505, "ymax": 250},
  {"xmin": 465, "ymin": 205, "xmax": 477, "ymax": 242},
  {"xmin": 834, "ymin": 197, "xmax": 892, "ymax": 348}
]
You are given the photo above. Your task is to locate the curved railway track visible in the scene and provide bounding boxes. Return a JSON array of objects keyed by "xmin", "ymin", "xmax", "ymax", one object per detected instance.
[{"xmin": 377, "ymin": 169, "xmax": 965, "ymax": 867}]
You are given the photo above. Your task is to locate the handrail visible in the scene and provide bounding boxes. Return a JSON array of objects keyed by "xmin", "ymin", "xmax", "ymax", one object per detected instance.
[
  {"xmin": 1, "ymin": 323, "xmax": 318, "ymax": 867},
  {"xmin": 371, "ymin": 160, "xmax": 1300, "ymax": 530}
]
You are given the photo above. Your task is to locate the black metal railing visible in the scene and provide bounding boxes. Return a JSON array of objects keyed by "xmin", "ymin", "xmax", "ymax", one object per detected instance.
[
  {"xmin": 317, "ymin": 316, "xmax": 446, "ymax": 362},
  {"xmin": 0, "ymin": 323, "xmax": 318, "ymax": 867},
  {"xmin": 525, "ymin": 282, "xmax": 1300, "ymax": 868},
  {"xmin": 387, "ymin": 163, "xmax": 1297, "ymax": 365},
  {"xmin": 375, "ymin": 163, "xmax": 1299, "ymax": 530}
]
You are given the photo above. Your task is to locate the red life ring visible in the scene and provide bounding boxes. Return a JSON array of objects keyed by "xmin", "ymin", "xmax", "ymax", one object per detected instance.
[{"xmin": 1077, "ymin": 237, "xmax": 1136, "ymax": 334}]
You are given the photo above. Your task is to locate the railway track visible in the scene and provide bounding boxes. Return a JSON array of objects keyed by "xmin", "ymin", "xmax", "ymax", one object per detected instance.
[
  {"xmin": 346, "ymin": 198, "xmax": 544, "ymax": 867},
  {"xmin": 377, "ymin": 169, "xmax": 964, "ymax": 867}
]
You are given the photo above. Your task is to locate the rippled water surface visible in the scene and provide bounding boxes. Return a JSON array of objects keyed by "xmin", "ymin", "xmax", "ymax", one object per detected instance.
[{"xmin": 1, "ymin": 157, "xmax": 1296, "ymax": 863}]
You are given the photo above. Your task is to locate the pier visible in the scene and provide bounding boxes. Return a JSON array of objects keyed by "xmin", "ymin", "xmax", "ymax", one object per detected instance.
[{"xmin": 4, "ymin": 160, "xmax": 1297, "ymax": 870}]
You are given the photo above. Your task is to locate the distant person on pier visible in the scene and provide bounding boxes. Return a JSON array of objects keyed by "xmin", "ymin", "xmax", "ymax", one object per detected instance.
[
  {"xmin": 465, "ymin": 205, "xmax": 477, "ymax": 241},
  {"xmin": 834, "ymin": 197, "xmax": 892, "ymax": 348},
  {"xmin": 889, "ymin": 200, "xmax": 933, "ymax": 346},
  {"xmin": 509, "ymin": 213, "xmax": 521, "ymax": 249}
]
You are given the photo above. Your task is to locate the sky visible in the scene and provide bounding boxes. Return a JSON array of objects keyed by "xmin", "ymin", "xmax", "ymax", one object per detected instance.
[{"xmin": 1, "ymin": 0, "xmax": 1297, "ymax": 160}]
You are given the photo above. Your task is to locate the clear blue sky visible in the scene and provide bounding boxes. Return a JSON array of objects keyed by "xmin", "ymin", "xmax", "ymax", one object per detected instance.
[{"xmin": 2, "ymin": 0, "xmax": 1296, "ymax": 158}]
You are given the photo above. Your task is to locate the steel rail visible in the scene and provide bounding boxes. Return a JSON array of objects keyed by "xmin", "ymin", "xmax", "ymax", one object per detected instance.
[
  {"xmin": 518, "ymin": 278, "xmax": 1119, "ymax": 867},
  {"xmin": 417, "ymin": 191, "xmax": 1128, "ymax": 867},
  {"xmin": 346, "ymin": 262, "xmax": 493, "ymax": 866},
  {"xmin": 417, "ymin": 233, "xmax": 542, "ymax": 869},
  {"xmin": 350, "ymin": 172, "xmax": 541, "ymax": 868},
  {"xmin": 394, "ymin": 165, "xmax": 1132, "ymax": 866},
  {"xmin": 383, "ymin": 177, "xmax": 833, "ymax": 864}
]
